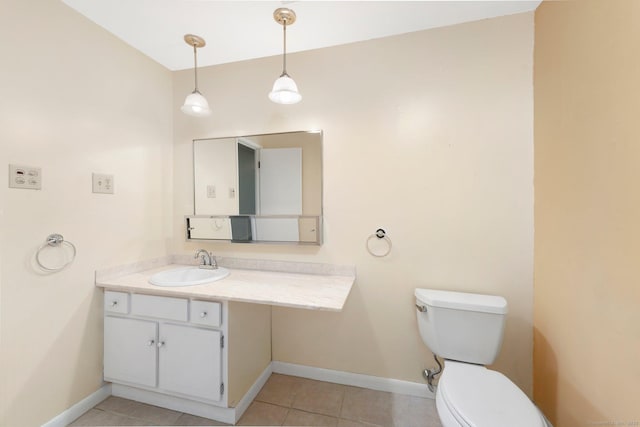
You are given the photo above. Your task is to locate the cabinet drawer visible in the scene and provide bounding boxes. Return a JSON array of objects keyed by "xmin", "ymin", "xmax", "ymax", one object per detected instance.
[
  {"xmin": 105, "ymin": 291, "xmax": 129, "ymax": 314},
  {"xmin": 190, "ymin": 300, "xmax": 222, "ymax": 327},
  {"xmin": 131, "ymin": 294, "xmax": 188, "ymax": 321}
]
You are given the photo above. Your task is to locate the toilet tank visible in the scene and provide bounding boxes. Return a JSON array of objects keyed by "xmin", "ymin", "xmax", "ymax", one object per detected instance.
[{"xmin": 415, "ymin": 288, "xmax": 508, "ymax": 365}]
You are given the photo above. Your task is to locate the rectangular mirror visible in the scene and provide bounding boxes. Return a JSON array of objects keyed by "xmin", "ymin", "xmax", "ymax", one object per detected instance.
[{"xmin": 187, "ymin": 130, "xmax": 322, "ymax": 244}]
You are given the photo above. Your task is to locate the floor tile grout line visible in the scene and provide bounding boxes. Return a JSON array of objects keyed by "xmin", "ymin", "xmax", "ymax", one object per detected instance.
[
  {"xmin": 337, "ymin": 384, "xmax": 347, "ymax": 420},
  {"xmin": 283, "ymin": 406, "xmax": 341, "ymax": 420},
  {"xmin": 72, "ymin": 407, "xmax": 151, "ymax": 427},
  {"xmin": 97, "ymin": 405, "xmax": 184, "ymax": 426},
  {"xmin": 244, "ymin": 400, "xmax": 345, "ymax": 426}
]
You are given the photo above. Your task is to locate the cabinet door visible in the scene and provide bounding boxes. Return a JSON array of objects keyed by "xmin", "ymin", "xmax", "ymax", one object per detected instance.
[
  {"xmin": 104, "ymin": 316, "xmax": 157, "ymax": 387},
  {"xmin": 158, "ymin": 323, "xmax": 222, "ymax": 401}
]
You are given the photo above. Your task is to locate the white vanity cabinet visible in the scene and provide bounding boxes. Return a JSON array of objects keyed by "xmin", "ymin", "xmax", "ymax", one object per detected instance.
[
  {"xmin": 103, "ymin": 291, "xmax": 225, "ymax": 405},
  {"xmin": 97, "ymin": 260, "xmax": 354, "ymax": 425},
  {"xmin": 101, "ymin": 286, "xmax": 273, "ymax": 423}
]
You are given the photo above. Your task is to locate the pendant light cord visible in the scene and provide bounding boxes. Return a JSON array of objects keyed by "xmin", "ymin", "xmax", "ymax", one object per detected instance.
[
  {"xmin": 193, "ymin": 42, "xmax": 199, "ymax": 92},
  {"xmin": 282, "ymin": 21, "xmax": 288, "ymax": 77}
]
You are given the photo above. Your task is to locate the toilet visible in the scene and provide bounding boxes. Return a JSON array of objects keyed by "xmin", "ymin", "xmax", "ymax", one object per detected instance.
[{"xmin": 415, "ymin": 288, "xmax": 551, "ymax": 427}]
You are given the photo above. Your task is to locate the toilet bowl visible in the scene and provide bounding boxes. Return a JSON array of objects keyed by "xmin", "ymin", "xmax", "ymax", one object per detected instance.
[{"xmin": 415, "ymin": 288, "xmax": 551, "ymax": 427}]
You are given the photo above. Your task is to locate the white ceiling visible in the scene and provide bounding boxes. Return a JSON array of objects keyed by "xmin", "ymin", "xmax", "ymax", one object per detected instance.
[{"xmin": 61, "ymin": 0, "xmax": 541, "ymax": 71}]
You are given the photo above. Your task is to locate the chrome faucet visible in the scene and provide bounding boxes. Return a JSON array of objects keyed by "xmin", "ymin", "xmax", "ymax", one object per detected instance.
[{"xmin": 194, "ymin": 249, "xmax": 217, "ymax": 269}]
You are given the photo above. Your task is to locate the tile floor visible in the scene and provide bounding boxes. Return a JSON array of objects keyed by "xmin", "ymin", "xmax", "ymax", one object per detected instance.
[{"xmin": 69, "ymin": 374, "xmax": 442, "ymax": 426}]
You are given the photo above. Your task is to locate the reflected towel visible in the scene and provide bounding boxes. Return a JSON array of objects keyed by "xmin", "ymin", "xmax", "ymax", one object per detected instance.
[{"xmin": 230, "ymin": 216, "xmax": 252, "ymax": 242}]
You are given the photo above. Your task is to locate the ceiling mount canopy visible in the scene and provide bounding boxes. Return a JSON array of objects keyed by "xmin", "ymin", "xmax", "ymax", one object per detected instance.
[
  {"xmin": 181, "ymin": 33, "xmax": 212, "ymax": 117},
  {"xmin": 184, "ymin": 34, "xmax": 206, "ymax": 50},
  {"xmin": 269, "ymin": 7, "xmax": 302, "ymax": 105},
  {"xmin": 273, "ymin": 7, "xmax": 297, "ymax": 26}
]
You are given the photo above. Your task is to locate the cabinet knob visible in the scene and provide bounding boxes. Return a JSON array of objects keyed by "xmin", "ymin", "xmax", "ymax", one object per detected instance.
[
  {"xmin": 110, "ymin": 301, "xmax": 118, "ymax": 307},
  {"xmin": 200, "ymin": 311, "xmax": 207, "ymax": 318},
  {"xmin": 147, "ymin": 340, "xmax": 155, "ymax": 346},
  {"xmin": 157, "ymin": 341, "xmax": 165, "ymax": 348}
]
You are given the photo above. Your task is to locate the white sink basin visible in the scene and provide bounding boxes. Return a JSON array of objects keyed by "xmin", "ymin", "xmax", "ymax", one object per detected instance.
[{"xmin": 149, "ymin": 266, "xmax": 230, "ymax": 287}]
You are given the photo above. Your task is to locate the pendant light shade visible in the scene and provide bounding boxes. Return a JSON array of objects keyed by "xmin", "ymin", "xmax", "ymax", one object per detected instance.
[
  {"xmin": 269, "ymin": 8, "xmax": 301, "ymax": 105},
  {"xmin": 182, "ymin": 91, "xmax": 211, "ymax": 117},
  {"xmin": 182, "ymin": 34, "xmax": 211, "ymax": 117},
  {"xmin": 269, "ymin": 74, "xmax": 302, "ymax": 104}
]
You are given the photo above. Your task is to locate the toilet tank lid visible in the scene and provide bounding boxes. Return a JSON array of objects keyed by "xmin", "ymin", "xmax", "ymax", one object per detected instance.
[{"xmin": 415, "ymin": 289, "xmax": 508, "ymax": 314}]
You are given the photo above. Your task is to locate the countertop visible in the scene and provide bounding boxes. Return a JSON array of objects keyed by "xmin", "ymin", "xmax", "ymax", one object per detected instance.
[{"xmin": 95, "ymin": 263, "xmax": 355, "ymax": 311}]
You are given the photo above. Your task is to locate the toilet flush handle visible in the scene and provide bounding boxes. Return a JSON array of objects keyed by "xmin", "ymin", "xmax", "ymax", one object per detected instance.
[{"xmin": 415, "ymin": 304, "xmax": 427, "ymax": 313}]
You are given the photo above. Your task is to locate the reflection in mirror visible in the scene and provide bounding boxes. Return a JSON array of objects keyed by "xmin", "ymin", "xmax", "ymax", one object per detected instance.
[
  {"xmin": 188, "ymin": 130, "xmax": 322, "ymax": 244},
  {"xmin": 186, "ymin": 215, "xmax": 321, "ymax": 244}
]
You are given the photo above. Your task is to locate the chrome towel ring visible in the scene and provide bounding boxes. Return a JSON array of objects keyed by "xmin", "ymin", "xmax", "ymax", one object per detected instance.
[
  {"xmin": 36, "ymin": 233, "xmax": 77, "ymax": 272},
  {"xmin": 366, "ymin": 228, "xmax": 392, "ymax": 257}
]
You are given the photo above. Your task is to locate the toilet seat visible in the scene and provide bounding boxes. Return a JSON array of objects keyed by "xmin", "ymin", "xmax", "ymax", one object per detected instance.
[{"xmin": 438, "ymin": 361, "xmax": 546, "ymax": 427}]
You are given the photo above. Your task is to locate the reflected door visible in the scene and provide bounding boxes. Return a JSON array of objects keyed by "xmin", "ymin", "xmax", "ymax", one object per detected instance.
[
  {"xmin": 237, "ymin": 143, "xmax": 257, "ymax": 215},
  {"xmin": 258, "ymin": 148, "xmax": 302, "ymax": 215}
]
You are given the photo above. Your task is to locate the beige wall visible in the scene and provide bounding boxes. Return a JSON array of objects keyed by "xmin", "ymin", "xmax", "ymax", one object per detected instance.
[
  {"xmin": 174, "ymin": 13, "xmax": 534, "ymax": 393},
  {"xmin": 0, "ymin": 1, "xmax": 174, "ymax": 425},
  {"xmin": 227, "ymin": 302, "xmax": 271, "ymax": 407},
  {"xmin": 534, "ymin": 1, "xmax": 640, "ymax": 425}
]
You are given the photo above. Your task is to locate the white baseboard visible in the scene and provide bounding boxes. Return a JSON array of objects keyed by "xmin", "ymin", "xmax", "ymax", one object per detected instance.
[
  {"xmin": 233, "ymin": 364, "xmax": 273, "ymax": 423},
  {"xmin": 272, "ymin": 361, "xmax": 435, "ymax": 399},
  {"xmin": 41, "ymin": 384, "xmax": 112, "ymax": 427}
]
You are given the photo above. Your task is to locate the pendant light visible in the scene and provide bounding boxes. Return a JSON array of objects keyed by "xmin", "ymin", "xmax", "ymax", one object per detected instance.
[
  {"xmin": 181, "ymin": 34, "xmax": 211, "ymax": 117},
  {"xmin": 269, "ymin": 8, "xmax": 302, "ymax": 105}
]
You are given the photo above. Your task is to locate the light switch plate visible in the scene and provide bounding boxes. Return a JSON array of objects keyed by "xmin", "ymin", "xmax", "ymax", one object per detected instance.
[
  {"xmin": 9, "ymin": 164, "xmax": 41, "ymax": 190},
  {"xmin": 92, "ymin": 173, "xmax": 114, "ymax": 194}
]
